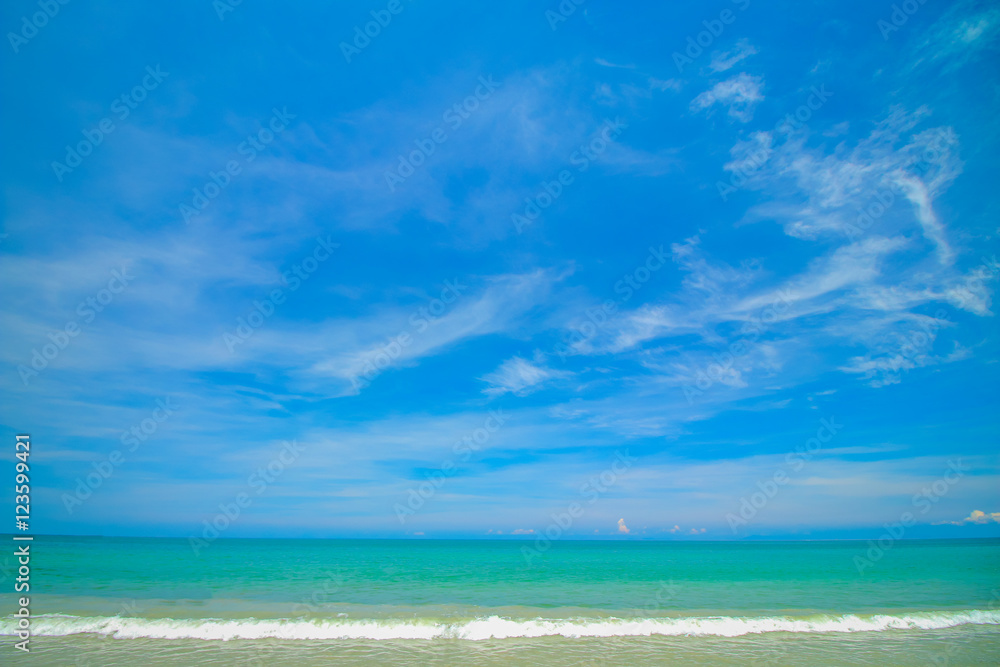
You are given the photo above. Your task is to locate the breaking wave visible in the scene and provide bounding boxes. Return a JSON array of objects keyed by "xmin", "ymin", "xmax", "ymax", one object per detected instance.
[{"xmin": 3, "ymin": 610, "xmax": 999, "ymax": 641}]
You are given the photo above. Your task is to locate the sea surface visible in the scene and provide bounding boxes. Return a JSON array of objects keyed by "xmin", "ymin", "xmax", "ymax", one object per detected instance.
[{"xmin": 2, "ymin": 536, "xmax": 999, "ymax": 665}]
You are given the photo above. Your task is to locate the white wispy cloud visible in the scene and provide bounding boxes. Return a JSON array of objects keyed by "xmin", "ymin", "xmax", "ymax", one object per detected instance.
[
  {"xmin": 481, "ymin": 355, "xmax": 571, "ymax": 397},
  {"xmin": 737, "ymin": 108, "xmax": 961, "ymax": 241},
  {"xmin": 300, "ymin": 269, "xmax": 562, "ymax": 394},
  {"xmin": 709, "ymin": 40, "xmax": 758, "ymax": 72},
  {"xmin": 594, "ymin": 58, "xmax": 635, "ymax": 69},
  {"xmin": 893, "ymin": 175, "xmax": 955, "ymax": 265},
  {"xmin": 690, "ymin": 73, "xmax": 764, "ymax": 122},
  {"xmin": 840, "ymin": 342, "xmax": 971, "ymax": 388},
  {"xmin": 912, "ymin": 0, "xmax": 1000, "ymax": 70},
  {"xmin": 555, "ymin": 120, "xmax": 993, "ymax": 396}
]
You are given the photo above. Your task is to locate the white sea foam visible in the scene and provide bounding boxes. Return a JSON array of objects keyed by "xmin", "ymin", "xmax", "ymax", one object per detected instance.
[{"xmin": 2, "ymin": 610, "xmax": 999, "ymax": 641}]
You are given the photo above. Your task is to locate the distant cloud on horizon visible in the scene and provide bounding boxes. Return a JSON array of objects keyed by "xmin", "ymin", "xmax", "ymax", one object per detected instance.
[{"xmin": 935, "ymin": 510, "xmax": 1000, "ymax": 526}]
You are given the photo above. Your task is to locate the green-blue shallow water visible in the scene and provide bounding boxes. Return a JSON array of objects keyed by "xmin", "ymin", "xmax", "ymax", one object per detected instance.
[{"xmin": 3, "ymin": 536, "xmax": 999, "ymax": 665}]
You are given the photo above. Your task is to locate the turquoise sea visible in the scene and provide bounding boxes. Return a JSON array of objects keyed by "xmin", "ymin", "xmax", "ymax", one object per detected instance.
[{"xmin": 3, "ymin": 536, "xmax": 999, "ymax": 665}]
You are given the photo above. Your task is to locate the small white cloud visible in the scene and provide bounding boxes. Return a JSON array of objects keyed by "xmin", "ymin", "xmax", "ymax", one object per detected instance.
[
  {"xmin": 594, "ymin": 82, "xmax": 617, "ymax": 105},
  {"xmin": 594, "ymin": 57, "xmax": 635, "ymax": 69},
  {"xmin": 511, "ymin": 528, "xmax": 535, "ymax": 535},
  {"xmin": 481, "ymin": 355, "xmax": 570, "ymax": 397},
  {"xmin": 944, "ymin": 256, "xmax": 1000, "ymax": 315},
  {"xmin": 649, "ymin": 77, "xmax": 682, "ymax": 92},
  {"xmin": 723, "ymin": 131, "xmax": 773, "ymax": 176},
  {"xmin": 688, "ymin": 527, "xmax": 707, "ymax": 535},
  {"xmin": 690, "ymin": 73, "xmax": 764, "ymax": 122},
  {"xmin": 956, "ymin": 15, "xmax": 993, "ymax": 42},
  {"xmin": 618, "ymin": 518, "xmax": 630, "ymax": 534},
  {"xmin": 709, "ymin": 40, "xmax": 758, "ymax": 72},
  {"xmin": 824, "ymin": 121, "xmax": 850, "ymax": 137}
]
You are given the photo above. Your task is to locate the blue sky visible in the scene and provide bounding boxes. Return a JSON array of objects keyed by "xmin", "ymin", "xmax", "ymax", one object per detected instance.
[{"xmin": 2, "ymin": 0, "xmax": 999, "ymax": 541}]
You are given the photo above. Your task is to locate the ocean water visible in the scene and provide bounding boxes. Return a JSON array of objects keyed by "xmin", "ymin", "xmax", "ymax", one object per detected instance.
[{"xmin": 2, "ymin": 536, "xmax": 999, "ymax": 665}]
